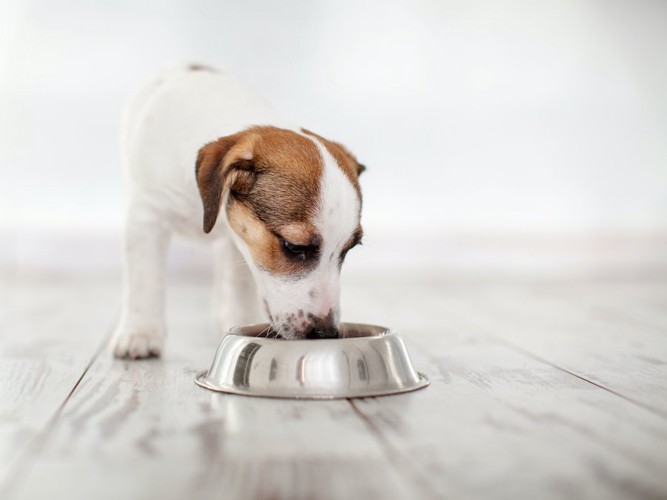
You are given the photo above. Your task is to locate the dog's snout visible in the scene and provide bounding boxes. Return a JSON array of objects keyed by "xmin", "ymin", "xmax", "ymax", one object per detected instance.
[{"xmin": 305, "ymin": 325, "xmax": 339, "ymax": 339}]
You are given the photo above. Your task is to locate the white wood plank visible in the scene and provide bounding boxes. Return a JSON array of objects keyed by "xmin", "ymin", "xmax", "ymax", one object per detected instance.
[
  {"xmin": 357, "ymin": 337, "xmax": 667, "ymax": 500},
  {"xmin": 418, "ymin": 282, "xmax": 667, "ymax": 414},
  {"xmin": 342, "ymin": 280, "xmax": 667, "ymax": 500},
  {"xmin": 6, "ymin": 283, "xmax": 427, "ymax": 500},
  {"xmin": 6, "ymin": 274, "xmax": 667, "ymax": 500},
  {"xmin": 0, "ymin": 276, "xmax": 118, "ymax": 489}
]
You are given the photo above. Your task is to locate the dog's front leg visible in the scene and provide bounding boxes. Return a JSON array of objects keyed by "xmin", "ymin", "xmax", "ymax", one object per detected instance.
[
  {"xmin": 112, "ymin": 205, "xmax": 170, "ymax": 359},
  {"xmin": 214, "ymin": 237, "xmax": 265, "ymax": 337}
]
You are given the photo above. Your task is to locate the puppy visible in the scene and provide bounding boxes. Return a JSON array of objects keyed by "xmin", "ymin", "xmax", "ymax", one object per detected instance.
[{"xmin": 113, "ymin": 66, "xmax": 364, "ymax": 359}]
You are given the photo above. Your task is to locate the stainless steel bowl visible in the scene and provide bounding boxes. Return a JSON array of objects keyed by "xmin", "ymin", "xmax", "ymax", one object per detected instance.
[{"xmin": 195, "ymin": 323, "xmax": 429, "ymax": 399}]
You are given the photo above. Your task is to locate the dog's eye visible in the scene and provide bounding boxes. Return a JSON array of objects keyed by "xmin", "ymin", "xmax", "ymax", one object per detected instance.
[
  {"xmin": 339, "ymin": 232, "xmax": 363, "ymax": 264},
  {"xmin": 340, "ymin": 239, "xmax": 361, "ymax": 261},
  {"xmin": 281, "ymin": 238, "xmax": 310, "ymax": 260}
]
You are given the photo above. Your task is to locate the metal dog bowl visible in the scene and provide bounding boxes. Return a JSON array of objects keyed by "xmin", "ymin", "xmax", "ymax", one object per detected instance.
[{"xmin": 195, "ymin": 323, "xmax": 429, "ymax": 399}]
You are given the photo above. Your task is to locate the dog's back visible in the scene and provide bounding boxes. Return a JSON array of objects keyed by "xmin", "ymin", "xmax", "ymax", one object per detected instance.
[{"xmin": 121, "ymin": 65, "xmax": 291, "ymax": 239}]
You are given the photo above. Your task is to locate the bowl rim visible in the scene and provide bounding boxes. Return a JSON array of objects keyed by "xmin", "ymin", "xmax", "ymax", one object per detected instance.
[{"xmin": 228, "ymin": 322, "xmax": 392, "ymax": 341}]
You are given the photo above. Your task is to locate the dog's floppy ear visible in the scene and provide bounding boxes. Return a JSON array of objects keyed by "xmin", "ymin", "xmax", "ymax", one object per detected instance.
[
  {"xmin": 356, "ymin": 163, "xmax": 366, "ymax": 176},
  {"xmin": 195, "ymin": 132, "xmax": 258, "ymax": 233}
]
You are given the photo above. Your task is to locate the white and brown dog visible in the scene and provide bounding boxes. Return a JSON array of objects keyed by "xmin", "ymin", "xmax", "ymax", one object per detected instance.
[{"xmin": 113, "ymin": 65, "xmax": 364, "ymax": 359}]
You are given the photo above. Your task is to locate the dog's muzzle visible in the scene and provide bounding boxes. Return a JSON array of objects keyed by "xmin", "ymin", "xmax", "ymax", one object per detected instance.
[{"xmin": 304, "ymin": 325, "xmax": 339, "ymax": 339}]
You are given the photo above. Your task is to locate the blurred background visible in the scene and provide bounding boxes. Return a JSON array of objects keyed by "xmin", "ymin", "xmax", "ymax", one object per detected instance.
[{"xmin": 1, "ymin": 0, "xmax": 666, "ymax": 279}]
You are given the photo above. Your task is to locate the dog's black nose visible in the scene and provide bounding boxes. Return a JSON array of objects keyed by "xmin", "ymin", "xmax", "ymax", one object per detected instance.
[{"xmin": 305, "ymin": 326, "xmax": 339, "ymax": 339}]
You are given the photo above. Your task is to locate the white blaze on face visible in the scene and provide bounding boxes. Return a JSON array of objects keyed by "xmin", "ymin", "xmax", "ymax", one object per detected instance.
[
  {"xmin": 253, "ymin": 134, "xmax": 361, "ymax": 338},
  {"xmin": 310, "ymin": 136, "xmax": 361, "ymax": 313}
]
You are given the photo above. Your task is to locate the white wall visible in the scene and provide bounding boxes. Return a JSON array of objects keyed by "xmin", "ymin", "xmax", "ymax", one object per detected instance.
[{"xmin": 1, "ymin": 0, "xmax": 666, "ymax": 242}]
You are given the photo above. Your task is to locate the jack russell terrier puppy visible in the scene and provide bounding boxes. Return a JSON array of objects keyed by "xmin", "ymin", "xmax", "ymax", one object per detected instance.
[{"xmin": 113, "ymin": 65, "xmax": 364, "ymax": 359}]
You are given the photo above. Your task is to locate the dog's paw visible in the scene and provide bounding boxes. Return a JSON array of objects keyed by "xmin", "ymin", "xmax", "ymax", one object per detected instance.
[{"xmin": 112, "ymin": 329, "xmax": 164, "ymax": 360}]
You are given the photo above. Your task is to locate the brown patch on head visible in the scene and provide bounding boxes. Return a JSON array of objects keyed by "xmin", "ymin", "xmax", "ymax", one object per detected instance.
[
  {"xmin": 278, "ymin": 223, "xmax": 317, "ymax": 246},
  {"xmin": 196, "ymin": 126, "xmax": 327, "ymax": 235},
  {"xmin": 242, "ymin": 127, "xmax": 323, "ymax": 232},
  {"xmin": 197, "ymin": 126, "xmax": 326, "ymax": 274},
  {"xmin": 196, "ymin": 125, "xmax": 364, "ymax": 276},
  {"xmin": 301, "ymin": 128, "xmax": 365, "ymax": 196}
]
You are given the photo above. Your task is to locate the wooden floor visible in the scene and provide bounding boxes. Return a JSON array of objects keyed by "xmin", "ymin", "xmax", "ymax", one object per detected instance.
[{"xmin": 1, "ymin": 270, "xmax": 667, "ymax": 500}]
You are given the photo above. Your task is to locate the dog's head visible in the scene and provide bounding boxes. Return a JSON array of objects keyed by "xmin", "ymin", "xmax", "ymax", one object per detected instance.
[{"xmin": 196, "ymin": 126, "xmax": 364, "ymax": 339}]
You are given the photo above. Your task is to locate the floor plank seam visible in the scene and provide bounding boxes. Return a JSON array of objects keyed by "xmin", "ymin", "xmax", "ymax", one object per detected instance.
[
  {"xmin": 494, "ymin": 338, "xmax": 667, "ymax": 420},
  {"xmin": 347, "ymin": 399, "xmax": 445, "ymax": 500},
  {"xmin": 0, "ymin": 312, "xmax": 117, "ymax": 499},
  {"xmin": 437, "ymin": 305, "xmax": 667, "ymax": 420}
]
